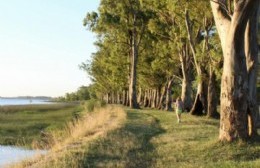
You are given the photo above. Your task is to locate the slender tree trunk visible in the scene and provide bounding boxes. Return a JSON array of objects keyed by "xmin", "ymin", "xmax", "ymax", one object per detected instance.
[
  {"xmin": 111, "ymin": 92, "xmax": 114, "ymax": 104},
  {"xmin": 158, "ymin": 83, "xmax": 167, "ymax": 110},
  {"xmin": 129, "ymin": 14, "xmax": 139, "ymax": 109},
  {"xmin": 151, "ymin": 89, "xmax": 157, "ymax": 108},
  {"xmin": 122, "ymin": 90, "xmax": 126, "ymax": 105},
  {"xmin": 137, "ymin": 87, "xmax": 143, "ymax": 106},
  {"xmin": 181, "ymin": 78, "xmax": 193, "ymax": 112},
  {"xmin": 156, "ymin": 88, "xmax": 161, "ymax": 109},
  {"xmin": 117, "ymin": 92, "xmax": 120, "ymax": 104},
  {"xmin": 180, "ymin": 44, "xmax": 193, "ymax": 111},
  {"xmin": 126, "ymin": 90, "xmax": 130, "ymax": 106},
  {"xmin": 207, "ymin": 66, "xmax": 219, "ymax": 118},
  {"xmin": 143, "ymin": 90, "xmax": 149, "ymax": 107},
  {"xmin": 105, "ymin": 93, "xmax": 109, "ymax": 104},
  {"xmin": 165, "ymin": 79, "xmax": 174, "ymax": 111},
  {"xmin": 147, "ymin": 89, "xmax": 152, "ymax": 108},
  {"xmin": 190, "ymin": 67, "xmax": 208, "ymax": 115}
]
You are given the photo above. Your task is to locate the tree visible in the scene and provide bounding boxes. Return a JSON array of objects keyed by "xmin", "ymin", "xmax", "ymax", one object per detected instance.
[
  {"xmin": 84, "ymin": 0, "xmax": 153, "ymax": 109},
  {"xmin": 80, "ymin": 37, "xmax": 129, "ymax": 104},
  {"xmin": 210, "ymin": 0, "xmax": 260, "ymax": 141},
  {"xmin": 146, "ymin": 0, "xmax": 193, "ymax": 111}
]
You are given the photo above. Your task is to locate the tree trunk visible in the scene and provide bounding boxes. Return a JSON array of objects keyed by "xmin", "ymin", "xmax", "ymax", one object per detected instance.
[
  {"xmin": 185, "ymin": 10, "xmax": 208, "ymax": 115},
  {"xmin": 180, "ymin": 44, "xmax": 193, "ymax": 111},
  {"xmin": 122, "ymin": 90, "xmax": 126, "ymax": 105},
  {"xmin": 148, "ymin": 89, "xmax": 152, "ymax": 108},
  {"xmin": 143, "ymin": 90, "xmax": 149, "ymax": 107},
  {"xmin": 220, "ymin": 26, "xmax": 249, "ymax": 141},
  {"xmin": 207, "ymin": 66, "xmax": 219, "ymax": 118},
  {"xmin": 190, "ymin": 73, "xmax": 208, "ymax": 116},
  {"xmin": 151, "ymin": 89, "xmax": 157, "ymax": 108},
  {"xmin": 105, "ymin": 93, "xmax": 109, "ymax": 104},
  {"xmin": 126, "ymin": 90, "xmax": 130, "ymax": 106},
  {"xmin": 181, "ymin": 79, "xmax": 193, "ymax": 112},
  {"xmin": 165, "ymin": 79, "xmax": 174, "ymax": 111},
  {"xmin": 156, "ymin": 88, "xmax": 161, "ymax": 109},
  {"xmin": 211, "ymin": 0, "xmax": 259, "ymax": 141},
  {"xmin": 158, "ymin": 83, "xmax": 167, "ymax": 110},
  {"xmin": 111, "ymin": 92, "xmax": 115, "ymax": 104},
  {"xmin": 137, "ymin": 87, "xmax": 143, "ymax": 106},
  {"xmin": 117, "ymin": 92, "xmax": 121, "ymax": 104},
  {"xmin": 245, "ymin": 7, "xmax": 259, "ymax": 137},
  {"xmin": 129, "ymin": 14, "xmax": 139, "ymax": 109}
]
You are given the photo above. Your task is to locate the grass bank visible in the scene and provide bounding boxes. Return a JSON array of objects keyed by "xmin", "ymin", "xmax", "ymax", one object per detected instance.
[
  {"xmin": 13, "ymin": 105, "xmax": 126, "ymax": 168},
  {"xmin": 0, "ymin": 103, "xmax": 81, "ymax": 148},
  {"xmin": 13, "ymin": 107, "xmax": 260, "ymax": 167}
]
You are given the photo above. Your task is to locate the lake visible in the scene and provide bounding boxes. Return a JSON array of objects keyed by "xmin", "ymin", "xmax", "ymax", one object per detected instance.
[
  {"xmin": 0, "ymin": 145, "xmax": 47, "ymax": 167},
  {"xmin": 0, "ymin": 98, "xmax": 52, "ymax": 106}
]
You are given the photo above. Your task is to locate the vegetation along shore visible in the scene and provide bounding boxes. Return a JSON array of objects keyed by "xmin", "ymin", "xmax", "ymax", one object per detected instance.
[{"xmin": 9, "ymin": 103, "xmax": 260, "ymax": 168}]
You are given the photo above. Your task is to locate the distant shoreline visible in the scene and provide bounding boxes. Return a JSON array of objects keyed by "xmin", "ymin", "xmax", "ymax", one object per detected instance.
[
  {"xmin": 0, "ymin": 96, "xmax": 52, "ymax": 99},
  {"xmin": 0, "ymin": 97, "xmax": 54, "ymax": 106}
]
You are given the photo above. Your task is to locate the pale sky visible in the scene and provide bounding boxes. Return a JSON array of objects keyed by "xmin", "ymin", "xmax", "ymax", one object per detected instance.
[{"xmin": 0, "ymin": 0, "xmax": 100, "ymax": 97}]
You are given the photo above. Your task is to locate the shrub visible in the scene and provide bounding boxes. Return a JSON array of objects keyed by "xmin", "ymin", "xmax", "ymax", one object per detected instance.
[{"xmin": 84, "ymin": 99, "xmax": 107, "ymax": 112}]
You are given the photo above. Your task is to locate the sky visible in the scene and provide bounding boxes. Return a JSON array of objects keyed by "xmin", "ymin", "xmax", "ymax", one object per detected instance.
[{"xmin": 0, "ymin": 0, "xmax": 100, "ymax": 97}]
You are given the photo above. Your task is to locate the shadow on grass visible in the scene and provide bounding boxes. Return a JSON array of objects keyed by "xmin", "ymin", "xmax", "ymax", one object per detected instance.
[{"xmin": 81, "ymin": 110, "xmax": 165, "ymax": 168}]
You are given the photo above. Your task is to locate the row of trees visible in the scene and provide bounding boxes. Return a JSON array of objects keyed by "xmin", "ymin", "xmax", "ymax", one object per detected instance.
[
  {"xmin": 82, "ymin": 0, "xmax": 259, "ymax": 142},
  {"xmin": 55, "ymin": 85, "xmax": 96, "ymax": 102},
  {"xmin": 82, "ymin": 0, "xmax": 221, "ymax": 114}
]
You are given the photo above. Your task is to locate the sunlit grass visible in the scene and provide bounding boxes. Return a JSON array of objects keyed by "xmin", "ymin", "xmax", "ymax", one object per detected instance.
[
  {"xmin": 10, "ymin": 106, "xmax": 260, "ymax": 168},
  {"xmin": 0, "ymin": 103, "xmax": 81, "ymax": 148},
  {"xmin": 12, "ymin": 105, "xmax": 126, "ymax": 168}
]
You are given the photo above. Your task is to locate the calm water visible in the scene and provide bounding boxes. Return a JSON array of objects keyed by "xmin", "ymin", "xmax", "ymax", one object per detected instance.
[
  {"xmin": 0, "ymin": 98, "xmax": 52, "ymax": 106},
  {"xmin": 0, "ymin": 98, "xmax": 50, "ymax": 166},
  {"xmin": 0, "ymin": 145, "xmax": 47, "ymax": 166}
]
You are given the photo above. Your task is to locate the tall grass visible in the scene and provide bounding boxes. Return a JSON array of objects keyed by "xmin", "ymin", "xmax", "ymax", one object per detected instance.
[
  {"xmin": 0, "ymin": 103, "xmax": 81, "ymax": 148},
  {"xmin": 0, "ymin": 103, "xmax": 78, "ymax": 114},
  {"xmin": 12, "ymin": 105, "xmax": 126, "ymax": 168}
]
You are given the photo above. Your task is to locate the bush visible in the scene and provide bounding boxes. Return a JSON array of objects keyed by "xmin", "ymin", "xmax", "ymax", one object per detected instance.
[{"xmin": 84, "ymin": 99, "xmax": 107, "ymax": 112}]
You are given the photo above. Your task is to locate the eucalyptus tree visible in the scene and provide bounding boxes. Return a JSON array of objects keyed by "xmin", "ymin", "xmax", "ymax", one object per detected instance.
[
  {"xmin": 137, "ymin": 38, "xmax": 169, "ymax": 108},
  {"xmin": 80, "ymin": 42, "xmax": 113, "ymax": 103},
  {"xmin": 84, "ymin": 0, "xmax": 153, "ymax": 108},
  {"xmin": 206, "ymin": 35, "xmax": 222, "ymax": 119},
  {"xmin": 146, "ymin": 0, "xmax": 193, "ymax": 111},
  {"xmin": 80, "ymin": 36, "xmax": 129, "ymax": 104},
  {"xmin": 182, "ymin": 1, "xmax": 217, "ymax": 116},
  {"xmin": 210, "ymin": 0, "xmax": 259, "ymax": 141}
]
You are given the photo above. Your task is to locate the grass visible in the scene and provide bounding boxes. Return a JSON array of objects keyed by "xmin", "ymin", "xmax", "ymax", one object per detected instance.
[
  {"xmin": 0, "ymin": 103, "xmax": 82, "ymax": 148},
  {"xmin": 13, "ymin": 105, "xmax": 126, "ymax": 168},
  {"xmin": 11, "ymin": 106, "xmax": 260, "ymax": 167}
]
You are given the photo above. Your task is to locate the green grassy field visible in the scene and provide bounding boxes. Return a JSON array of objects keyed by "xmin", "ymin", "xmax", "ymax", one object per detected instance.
[
  {"xmin": 25, "ymin": 106, "xmax": 260, "ymax": 168},
  {"xmin": 0, "ymin": 103, "xmax": 82, "ymax": 148}
]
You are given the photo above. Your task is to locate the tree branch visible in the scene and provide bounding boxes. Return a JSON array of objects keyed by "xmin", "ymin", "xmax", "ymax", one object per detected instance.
[{"xmin": 210, "ymin": 0, "xmax": 232, "ymax": 20}]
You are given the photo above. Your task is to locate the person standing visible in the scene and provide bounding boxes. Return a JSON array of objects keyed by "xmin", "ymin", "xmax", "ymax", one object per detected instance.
[{"xmin": 175, "ymin": 97, "xmax": 184, "ymax": 123}]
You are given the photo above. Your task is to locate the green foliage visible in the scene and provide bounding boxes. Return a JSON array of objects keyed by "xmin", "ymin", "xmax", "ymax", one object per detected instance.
[
  {"xmin": 56, "ymin": 85, "xmax": 95, "ymax": 102},
  {"xmin": 84, "ymin": 99, "xmax": 107, "ymax": 112},
  {"xmin": 82, "ymin": 0, "xmax": 222, "ymax": 106}
]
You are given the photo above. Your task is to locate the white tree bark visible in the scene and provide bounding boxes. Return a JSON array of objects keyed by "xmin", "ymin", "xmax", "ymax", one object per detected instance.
[{"xmin": 211, "ymin": 0, "xmax": 260, "ymax": 141}]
